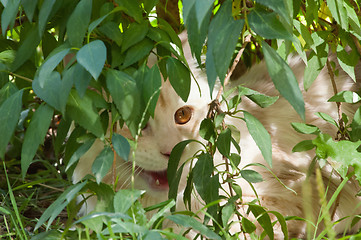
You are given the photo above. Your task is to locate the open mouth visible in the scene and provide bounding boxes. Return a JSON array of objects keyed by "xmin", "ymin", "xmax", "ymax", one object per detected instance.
[{"xmin": 139, "ymin": 168, "xmax": 169, "ymax": 191}]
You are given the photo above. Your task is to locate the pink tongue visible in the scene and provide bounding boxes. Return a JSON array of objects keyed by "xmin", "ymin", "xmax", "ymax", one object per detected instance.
[{"xmin": 148, "ymin": 170, "xmax": 168, "ymax": 186}]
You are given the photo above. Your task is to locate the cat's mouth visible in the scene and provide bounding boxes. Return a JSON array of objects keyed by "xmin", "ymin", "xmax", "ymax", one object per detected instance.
[{"xmin": 140, "ymin": 168, "xmax": 169, "ymax": 191}]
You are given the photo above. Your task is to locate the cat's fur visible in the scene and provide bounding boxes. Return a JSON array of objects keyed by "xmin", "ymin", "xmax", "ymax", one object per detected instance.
[{"xmin": 73, "ymin": 33, "xmax": 361, "ymax": 238}]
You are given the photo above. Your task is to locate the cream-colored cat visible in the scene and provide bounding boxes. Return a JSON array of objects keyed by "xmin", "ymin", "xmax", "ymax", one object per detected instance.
[{"xmin": 73, "ymin": 34, "xmax": 361, "ymax": 238}]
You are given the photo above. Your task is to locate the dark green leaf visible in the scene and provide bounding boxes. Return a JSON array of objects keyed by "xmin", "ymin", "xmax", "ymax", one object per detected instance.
[
  {"xmin": 122, "ymin": 22, "xmax": 149, "ymax": 53},
  {"xmin": 77, "ymin": 40, "xmax": 106, "ymax": 80},
  {"xmin": 33, "ymin": 71, "xmax": 73, "ymax": 114},
  {"xmin": 99, "ymin": 21, "xmax": 123, "ymax": 46},
  {"xmin": 114, "ymin": 189, "xmax": 143, "ymax": 213},
  {"xmin": 199, "ymin": 118, "xmax": 216, "ymax": 142},
  {"xmin": 248, "ymin": 204, "xmax": 274, "ymax": 239},
  {"xmin": 21, "ymin": 104, "xmax": 54, "ymax": 178},
  {"xmin": 255, "ymin": 0, "xmax": 292, "ymax": 26},
  {"xmin": 66, "ymin": 89, "xmax": 104, "ymax": 138},
  {"xmin": 248, "ymin": 9, "xmax": 292, "ymax": 40},
  {"xmin": 38, "ymin": 0, "xmax": 56, "ymax": 36},
  {"xmin": 1, "ymin": 0, "xmax": 20, "ymax": 36},
  {"xmin": 167, "ymin": 215, "xmax": 222, "ymax": 240},
  {"xmin": 166, "ymin": 58, "xmax": 191, "ymax": 102},
  {"xmin": 327, "ymin": 0, "xmax": 348, "ymax": 30},
  {"xmin": 329, "ymin": 91, "xmax": 361, "ymax": 103},
  {"xmin": 20, "ymin": 0, "xmax": 38, "ymax": 22},
  {"xmin": 216, "ymin": 128, "xmax": 231, "ymax": 157},
  {"xmin": 34, "ymin": 181, "xmax": 87, "ymax": 231},
  {"xmin": 0, "ymin": 89, "xmax": 23, "ymax": 159},
  {"xmin": 350, "ymin": 107, "xmax": 361, "ymax": 142},
  {"xmin": 143, "ymin": 65, "xmax": 161, "ymax": 117},
  {"xmin": 242, "ymin": 216, "xmax": 257, "ymax": 233},
  {"xmin": 66, "ymin": 138, "xmax": 95, "ymax": 171},
  {"xmin": 115, "ymin": 0, "xmax": 142, "ymax": 23},
  {"xmin": 68, "ymin": 63, "xmax": 92, "ymax": 98},
  {"xmin": 193, "ymin": 153, "xmax": 213, "ymax": 200},
  {"xmin": 292, "ymin": 140, "xmax": 315, "ymax": 152},
  {"xmin": 291, "ymin": 122, "xmax": 320, "ymax": 134},
  {"xmin": 262, "ymin": 42, "xmax": 305, "ymax": 120},
  {"xmin": 92, "ymin": 146, "xmax": 114, "ymax": 184},
  {"xmin": 112, "ymin": 133, "xmax": 130, "ymax": 161},
  {"xmin": 240, "ymin": 169, "xmax": 263, "ymax": 183},
  {"xmin": 336, "ymin": 45, "xmax": 359, "ymax": 82},
  {"xmin": 67, "ymin": 0, "xmax": 92, "ymax": 47},
  {"xmin": 123, "ymin": 38, "xmax": 153, "ymax": 69},
  {"xmin": 238, "ymin": 86, "xmax": 278, "ymax": 108},
  {"xmin": 244, "ymin": 111, "xmax": 272, "ymax": 167}
]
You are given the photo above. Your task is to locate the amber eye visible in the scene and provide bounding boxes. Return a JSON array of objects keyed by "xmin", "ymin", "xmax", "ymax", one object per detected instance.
[{"xmin": 174, "ymin": 106, "xmax": 193, "ymax": 125}]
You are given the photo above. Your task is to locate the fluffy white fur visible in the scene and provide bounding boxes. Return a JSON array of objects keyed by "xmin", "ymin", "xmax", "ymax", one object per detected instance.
[{"xmin": 73, "ymin": 34, "xmax": 361, "ymax": 238}]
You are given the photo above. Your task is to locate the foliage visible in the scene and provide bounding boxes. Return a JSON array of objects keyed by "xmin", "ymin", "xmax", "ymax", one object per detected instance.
[{"xmin": 0, "ymin": 0, "xmax": 361, "ymax": 239}]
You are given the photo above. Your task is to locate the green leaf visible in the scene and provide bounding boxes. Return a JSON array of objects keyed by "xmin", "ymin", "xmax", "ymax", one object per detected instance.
[
  {"xmin": 240, "ymin": 169, "xmax": 263, "ymax": 183},
  {"xmin": 291, "ymin": 122, "xmax": 320, "ymax": 134},
  {"xmin": 21, "ymin": 104, "xmax": 54, "ymax": 178},
  {"xmin": 243, "ymin": 111, "xmax": 272, "ymax": 167},
  {"xmin": 66, "ymin": 138, "xmax": 95, "ymax": 171},
  {"xmin": 67, "ymin": 63, "xmax": 92, "ymax": 98},
  {"xmin": 327, "ymin": 0, "xmax": 348, "ymax": 30},
  {"xmin": 216, "ymin": 128, "xmax": 231, "ymax": 157},
  {"xmin": 166, "ymin": 58, "xmax": 191, "ymax": 102},
  {"xmin": 262, "ymin": 42, "xmax": 305, "ymax": 120},
  {"xmin": 34, "ymin": 181, "xmax": 87, "ymax": 231},
  {"xmin": 143, "ymin": 65, "xmax": 161, "ymax": 117},
  {"xmin": 336, "ymin": 45, "xmax": 359, "ymax": 82},
  {"xmin": 248, "ymin": 9, "xmax": 292, "ymax": 40},
  {"xmin": 193, "ymin": 153, "xmax": 213, "ymax": 200},
  {"xmin": 115, "ymin": 0, "xmax": 142, "ymax": 23},
  {"xmin": 38, "ymin": 48, "xmax": 70, "ymax": 88},
  {"xmin": 328, "ymin": 91, "xmax": 361, "ymax": 103},
  {"xmin": 199, "ymin": 118, "xmax": 216, "ymax": 143},
  {"xmin": 92, "ymin": 146, "xmax": 114, "ymax": 184},
  {"xmin": 238, "ymin": 86, "xmax": 279, "ymax": 108},
  {"xmin": 123, "ymin": 38, "xmax": 153, "ymax": 69},
  {"xmin": 66, "ymin": 89, "xmax": 104, "ymax": 138},
  {"xmin": 242, "ymin": 216, "xmax": 257, "ymax": 233},
  {"xmin": 33, "ymin": 71, "xmax": 73, "ymax": 114},
  {"xmin": 112, "ymin": 133, "xmax": 130, "ymax": 161},
  {"xmin": 350, "ymin": 106, "xmax": 361, "ymax": 142},
  {"xmin": 114, "ymin": 189, "xmax": 143, "ymax": 213},
  {"xmin": 20, "ymin": 0, "xmax": 38, "ymax": 22},
  {"xmin": 106, "ymin": 69, "xmax": 142, "ymax": 137},
  {"xmin": 12, "ymin": 24, "xmax": 41, "ymax": 71},
  {"xmin": 0, "ymin": 89, "xmax": 23, "ymax": 159},
  {"xmin": 122, "ymin": 22, "xmax": 149, "ymax": 53},
  {"xmin": 98, "ymin": 21, "xmax": 123, "ymax": 46},
  {"xmin": 315, "ymin": 112, "xmax": 338, "ymax": 127},
  {"xmin": 1, "ymin": 0, "xmax": 20, "ymax": 36},
  {"xmin": 207, "ymin": 0, "xmax": 244, "ymax": 85},
  {"xmin": 292, "ymin": 140, "xmax": 315, "ymax": 152},
  {"xmin": 67, "ymin": 0, "xmax": 92, "ymax": 47},
  {"xmin": 304, "ymin": 49, "xmax": 328, "ymax": 90},
  {"xmin": 255, "ymin": 0, "xmax": 292, "ymax": 26},
  {"xmin": 38, "ymin": 0, "xmax": 56, "ymax": 36},
  {"xmin": 77, "ymin": 40, "xmax": 106, "ymax": 80},
  {"xmin": 167, "ymin": 215, "xmax": 222, "ymax": 240},
  {"xmin": 194, "ymin": 0, "xmax": 214, "ymax": 30},
  {"xmin": 248, "ymin": 204, "xmax": 274, "ymax": 239}
]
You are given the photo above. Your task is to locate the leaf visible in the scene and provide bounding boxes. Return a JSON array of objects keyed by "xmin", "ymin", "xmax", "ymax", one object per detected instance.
[
  {"xmin": 248, "ymin": 9, "xmax": 292, "ymax": 40},
  {"xmin": 38, "ymin": 0, "xmax": 56, "ymax": 36},
  {"xmin": 21, "ymin": 104, "xmax": 54, "ymax": 178},
  {"xmin": 0, "ymin": 89, "xmax": 23, "ymax": 159},
  {"xmin": 315, "ymin": 112, "xmax": 338, "ymax": 127},
  {"xmin": 167, "ymin": 215, "xmax": 222, "ymax": 240},
  {"xmin": 255, "ymin": 0, "xmax": 292, "ymax": 26},
  {"xmin": 238, "ymin": 86, "xmax": 279, "ymax": 108},
  {"xmin": 194, "ymin": 0, "xmax": 214, "ymax": 30},
  {"xmin": 336, "ymin": 45, "xmax": 359, "ymax": 82},
  {"xmin": 34, "ymin": 181, "xmax": 87, "ymax": 231},
  {"xmin": 66, "ymin": 89, "xmax": 104, "ymax": 138},
  {"xmin": 207, "ymin": 1, "xmax": 244, "ymax": 85},
  {"xmin": 77, "ymin": 40, "xmax": 106, "ymax": 80},
  {"xmin": 240, "ymin": 169, "xmax": 263, "ymax": 183},
  {"xmin": 113, "ymin": 189, "xmax": 143, "ymax": 213},
  {"xmin": 92, "ymin": 146, "xmax": 114, "ymax": 184},
  {"xmin": 199, "ymin": 118, "xmax": 216, "ymax": 143},
  {"xmin": 121, "ymin": 22, "xmax": 149, "ymax": 53},
  {"xmin": 1, "ymin": 0, "xmax": 20, "ymax": 36},
  {"xmin": 291, "ymin": 122, "xmax": 320, "ymax": 134},
  {"xmin": 143, "ymin": 65, "xmax": 161, "ymax": 117},
  {"xmin": 262, "ymin": 42, "xmax": 305, "ymax": 120},
  {"xmin": 350, "ymin": 106, "xmax": 361, "ymax": 142},
  {"xmin": 20, "ymin": 0, "xmax": 38, "ymax": 22},
  {"xmin": 33, "ymin": 71, "xmax": 73, "ymax": 114},
  {"xmin": 123, "ymin": 38, "xmax": 153, "ymax": 69},
  {"xmin": 327, "ymin": 0, "xmax": 348, "ymax": 30},
  {"xmin": 248, "ymin": 204, "xmax": 274, "ymax": 239},
  {"xmin": 38, "ymin": 47, "xmax": 70, "ymax": 88},
  {"xmin": 292, "ymin": 140, "xmax": 315, "ymax": 152},
  {"xmin": 67, "ymin": 63, "xmax": 92, "ymax": 98},
  {"xmin": 67, "ymin": 0, "xmax": 92, "ymax": 47},
  {"xmin": 112, "ymin": 133, "xmax": 130, "ymax": 161},
  {"xmin": 243, "ymin": 111, "xmax": 272, "ymax": 167},
  {"xmin": 12, "ymin": 24, "xmax": 41, "ymax": 71},
  {"xmin": 114, "ymin": 0, "xmax": 142, "ymax": 23},
  {"xmin": 216, "ymin": 128, "xmax": 231, "ymax": 157},
  {"xmin": 66, "ymin": 138, "xmax": 95, "ymax": 171},
  {"xmin": 242, "ymin": 216, "xmax": 257, "ymax": 233},
  {"xmin": 328, "ymin": 91, "xmax": 361, "ymax": 103},
  {"xmin": 304, "ymin": 48, "xmax": 328, "ymax": 90},
  {"xmin": 193, "ymin": 153, "xmax": 214, "ymax": 200},
  {"xmin": 166, "ymin": 58, "xmax": 191, "ymax": 102}
]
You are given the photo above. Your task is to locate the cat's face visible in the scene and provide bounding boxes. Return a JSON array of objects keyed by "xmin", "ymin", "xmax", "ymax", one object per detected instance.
[{"xmin": 116, "ymin": 78, "xmax": 211, "ymax": 197}]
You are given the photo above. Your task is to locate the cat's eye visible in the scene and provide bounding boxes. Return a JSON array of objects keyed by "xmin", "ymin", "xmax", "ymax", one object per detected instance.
[{"xmin": 174, "ymin": 106, "xmax": 193, "ymax": 125}]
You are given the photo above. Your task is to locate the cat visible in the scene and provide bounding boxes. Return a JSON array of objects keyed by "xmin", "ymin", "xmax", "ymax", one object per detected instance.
[{"xmin": 73, "ymin": 32, "xmax": 361, "ymax": 238}]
